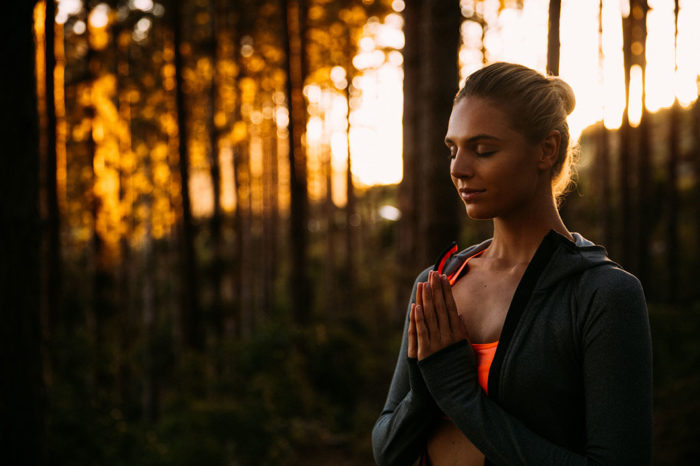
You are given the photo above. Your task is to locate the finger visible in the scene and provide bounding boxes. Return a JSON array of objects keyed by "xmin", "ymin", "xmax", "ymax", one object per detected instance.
[
  {"xmin": 421, "ymin": 273, "xmax": 440, "ymax": 341},
  {"xmin": 407, "ymin": 303, "xmax": 417, "ymax": 359},
  {"xmin": 441, "ymin": 275, "xmax": 468, "ymax": 340},
  {"xmin": 430, "ymin": 272, "xmax": 451, "ymax": 343},
  {"xmin": 415, "ymin": 304, "xmax": 430, "ymax": 360},
  {"xmin": 416, "ymin": 283, "xmax": 426, "ymax": 340},
  {"xmin": 416, "ymin": 282, "xmax": 424, "ymax": 309}
]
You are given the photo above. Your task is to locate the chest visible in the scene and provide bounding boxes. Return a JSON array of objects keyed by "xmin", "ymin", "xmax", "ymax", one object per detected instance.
[{"xmin": 450, "ymin": 264, "xmax": 525, "ymax": 344}]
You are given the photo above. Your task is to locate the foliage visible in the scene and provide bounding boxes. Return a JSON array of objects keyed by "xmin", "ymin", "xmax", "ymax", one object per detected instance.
[{"xmin": 25, "ymin": 0, "xmax": 700, "ymax": 464}]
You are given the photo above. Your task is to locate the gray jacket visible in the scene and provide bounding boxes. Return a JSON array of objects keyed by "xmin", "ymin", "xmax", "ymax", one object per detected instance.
[{"xmin": 372, "ymin": 230, "xmax": 652, "ymax": 465}]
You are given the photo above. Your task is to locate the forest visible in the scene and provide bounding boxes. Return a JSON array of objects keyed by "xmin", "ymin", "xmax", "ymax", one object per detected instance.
[{"xmin": 1, "ymin": 0, "xmax": 699, "ymax": 465}]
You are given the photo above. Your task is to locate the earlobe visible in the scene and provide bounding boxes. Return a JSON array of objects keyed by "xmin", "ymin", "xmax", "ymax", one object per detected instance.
[{"xmin": 538, "ymin": 130, "xmax": 561, "ymax": 171}]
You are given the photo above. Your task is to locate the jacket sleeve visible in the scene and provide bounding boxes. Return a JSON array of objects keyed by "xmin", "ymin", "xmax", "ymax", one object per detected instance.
[
  {"xmin": 371, "ymin": 268, "xmax": 443, "ymax": 466},
  {"xmin": 417, "ymin": 271, "xmax": 652, "ymax": 466}
]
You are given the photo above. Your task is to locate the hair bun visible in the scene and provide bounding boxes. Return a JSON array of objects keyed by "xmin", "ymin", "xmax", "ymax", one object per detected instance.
[{"xmin": 548, "ymin": 77, "xmax": 576, "ymax": 115}]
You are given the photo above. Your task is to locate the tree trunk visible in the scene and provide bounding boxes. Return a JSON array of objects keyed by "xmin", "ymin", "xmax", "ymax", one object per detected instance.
[
  {"xmin": 172, "ymin": 0, "xmax": 202, "ymax": 350},
  {"xmin": 262, "ymin": 110, "xmax": 278, "ymax": 319},
  {"xmin": 665, "ymin": 0, "xmax": 680, "ymax": 300},
  {"xmin": 693, "ymin": 96, "xmax": 700, "ymax": 290},
  {"xmin": 230, "ymin": 0, "xmax": 247, "ymax": 339},
  {"xmin": 596, "ymin": 0, "xmax": 613, "ymax": 250},
  {"xmin": 141, "ymin": 158, "xmax": 158, "ymax": 421},
  {"xmin": 114, "ymin": 5, "xmax": 135, "ymax": 410},
  {"xmin": 232, "ymin": 135, "xmax": 250, "ymax": 338},
  {"xmin": 398, "ymin": 0, "xmax": 420, "ymax": 303},
  {"xmin": 0, "ymin": 1, "xmax": 46, "ymax": 463},
  {"xmin": 619, "ymin": 7, "xmax": 634, "ymax": 268},
  {"xmin": 596, "ymin": 124, "xmax": 614, "ymax": 246},
  {"xmin": 546, "ymin": 0, "xmax": 561, "ymax": 76},
  {"xmin": 208, "ymin": 0, "xmax": 224, "ymax": 340},
  {"xmin": 84, "ymin": 5, "xmax": 112, "ymax": 390},
  {"xmin": 344, "ymin": 77, "xmax": 356, "ymax": 316},
  {"xmin": 282, "ymin": 0, "xmax": 311, "ymax": 325},
  {"xmin": 43, "ymin": 0, "xmax": 61, "ymax": 335},
  {"xmin": 635, "ymin": 1, "xmax": 651, "ymax": 295},
  {"xmin": 323, "ymin": 123, "xmax": 336, "ymax": 318},
  {"xmin": 418, "ymin": 0, "xmax": 461, "ymax": 263}
]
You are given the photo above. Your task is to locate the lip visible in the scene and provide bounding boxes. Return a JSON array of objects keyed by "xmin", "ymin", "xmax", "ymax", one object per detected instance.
[{"xmin": 458, "ymin": 188, "xmax": 485, "ymax": 201}]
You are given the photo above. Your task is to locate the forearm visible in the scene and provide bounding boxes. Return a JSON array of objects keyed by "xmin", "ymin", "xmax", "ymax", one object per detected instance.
[
  {"xmin": 418, "ymin": 337, "xmax": 651, "ymax": 466},
  {"xmin": 419, "ymin": 341, "xmax": 588, "ymax": 466},
  {"xmin": 372, "ymin": 384, "xmax": 440, "ymax": 466},
  {"xmin": 372, "ymin": 268, "xmax": 440, "ymax": 466}
]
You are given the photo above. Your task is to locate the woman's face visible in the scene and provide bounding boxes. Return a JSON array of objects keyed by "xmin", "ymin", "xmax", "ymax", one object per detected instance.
[{"xmin": 444, "ymin": 97, "xmax": 548, "ymax": 220}]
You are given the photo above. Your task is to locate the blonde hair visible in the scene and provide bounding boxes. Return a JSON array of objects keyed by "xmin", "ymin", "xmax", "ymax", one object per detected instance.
[{"xmin": 455, "ymin": 62, "xmax": 577, "ymax": 200}]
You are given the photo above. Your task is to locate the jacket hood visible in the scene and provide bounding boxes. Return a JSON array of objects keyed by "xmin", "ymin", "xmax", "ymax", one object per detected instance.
[{"xmin": 434, "ymin": 230, "xmax": 616, "ymax": 291}]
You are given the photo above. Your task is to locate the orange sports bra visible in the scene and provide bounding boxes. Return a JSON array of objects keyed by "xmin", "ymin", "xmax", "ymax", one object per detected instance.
[
  {"xmin": 471, "ymin": 341, "xmax": 498, "ymax": 394},
  {"xmin": 448, "ymin": 248, "xmax": 498, "ymax": 394}
]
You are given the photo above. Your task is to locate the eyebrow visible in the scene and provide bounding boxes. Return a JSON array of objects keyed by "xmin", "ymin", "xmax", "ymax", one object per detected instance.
[{"xmin": 444, "ymin": 134, "xmax": 501, "ymax": 145}]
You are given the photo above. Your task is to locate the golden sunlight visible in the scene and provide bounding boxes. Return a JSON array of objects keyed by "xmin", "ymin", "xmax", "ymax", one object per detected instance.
[{"xmin": 341, "ymin": 0, "xmax": 700, "ymax": 186}]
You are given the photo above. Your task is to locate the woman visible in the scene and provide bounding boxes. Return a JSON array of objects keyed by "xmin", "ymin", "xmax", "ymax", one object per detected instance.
[{"xmin": 371, "ymin": 62, "xmax": 652, "ymax": 466}]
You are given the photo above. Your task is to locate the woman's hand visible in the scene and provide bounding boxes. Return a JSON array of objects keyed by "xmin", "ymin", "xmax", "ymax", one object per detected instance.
[{"xmin": 408, "ymin": 271, "xmax": 469, "ymax": 361}]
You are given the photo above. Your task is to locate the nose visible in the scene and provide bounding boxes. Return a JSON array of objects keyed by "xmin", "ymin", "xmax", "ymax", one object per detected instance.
[{"xmin": 450, "ymin": 150, "xmax": 473, "ymax": 179}]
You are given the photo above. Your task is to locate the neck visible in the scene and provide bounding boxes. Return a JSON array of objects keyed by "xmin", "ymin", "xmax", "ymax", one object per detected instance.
[{"xmin": 486, "ymin": 194, "xmax": 571, "ymax": 266}]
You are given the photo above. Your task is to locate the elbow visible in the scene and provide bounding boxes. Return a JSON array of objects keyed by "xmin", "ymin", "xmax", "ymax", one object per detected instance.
[
  {"xmin": 371, "ymin": 421, "xmax": 390, "ymax": 466},
  {"xmin": 371, "ymin": 419, "xmax": 398, "ymax": 466},
  {"xmin": 372, "ymin": 419, "xmax": 413, "ymax": 466}
]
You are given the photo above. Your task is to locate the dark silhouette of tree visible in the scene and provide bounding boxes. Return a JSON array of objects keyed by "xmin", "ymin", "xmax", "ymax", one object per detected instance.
[
  {"xmin": 418, "ymin": 0, "xmax": 462, "ymax": 263},
  {"xmin": 230, "ymin": 0, "xmax": 249, "ymax": 339},
  {"xmin": 171, "ymin": 0, "xmax": 202, "ymax": 350},
  {"xmin": 207, "ymin": 0, "xmax": 224, "ymax": 340},
  {"xmin": 344, "ymin": 65, "xmax": 356, "ymax": 315},
  {"xmin": 595, "ymin": 0, "xmax": 613, "ymax": 250},
  {"xmin": 43, "ymin": 0, "xmax": 62, "ymax": 336},
  {"xmin": 547, "ymin": 0, "xmax": 561, "ymax": 76},
  {"xmin": 0, "ymin": 1, "xmax": 46, "ymax": 463},
  {"xmin": 695, "ymin": 95, "xmax": 700, "ymax": 291},
  {"xmin": 635, "ymin": 0, "xmax": 651, "ymax": 294},
  {"xmin": 282, "ymin": 0, "xmax": 311, "ymax": 326},
  {"xmin": 619, "ymin": 2, "xmax": 635, "ymax": 268},
  {"xmin": 666, "ymin": 0, "xmax": 680, "ymax": 299},
  {"xmin": 398, "ymin": 0, "xmax": 420, "ymax": 286}
]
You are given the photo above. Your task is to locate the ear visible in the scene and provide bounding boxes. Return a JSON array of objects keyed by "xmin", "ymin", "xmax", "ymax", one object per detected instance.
[{"xmin": 537, "ymin": 130, "xmax": 561, "ymax": 172}]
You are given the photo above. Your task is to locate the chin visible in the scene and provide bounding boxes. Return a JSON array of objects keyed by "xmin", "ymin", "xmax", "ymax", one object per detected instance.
[{"xmin": 463, "ymin": 203, "xmax": 496, "ymax": 220}]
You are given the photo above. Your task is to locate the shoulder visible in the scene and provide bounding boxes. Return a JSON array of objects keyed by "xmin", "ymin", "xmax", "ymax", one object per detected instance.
[
  {"xmin": 578, "ymin": 263, "xmax": 645, "ymax": 305},
  {"xmin": 574, "ymin": 264, "xmax": 649, "ymax": 338}
]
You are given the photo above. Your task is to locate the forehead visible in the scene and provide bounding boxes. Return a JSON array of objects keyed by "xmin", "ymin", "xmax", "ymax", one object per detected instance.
[{"xmin": 445, "ymin": 97, "xmax": 516, "ymax": 141}]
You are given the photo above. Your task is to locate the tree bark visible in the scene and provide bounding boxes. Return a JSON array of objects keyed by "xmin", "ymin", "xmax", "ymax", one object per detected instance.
[
  {"xmin": 323, "ymin": 119, "xmax": 336, "ymax": 318},
  {"xmin": 262, "ymin": 110, "xmax": 279, "ymax": 319},
  {"xmin": 171, "ymin": 0, "xmax": 202, "ymax": 350},
  {"xmin": 230, "ymin": 0, "xmax": 247, "ymax": 339},
  {"xmin": 596, "ymin": 0, "xmax": 613, "ymax": 250},
  {"xmin": 665, "ymin": 0, "xmax": 680, "ymax": 300},
  {"xmin": 418, "ymin": 0, "xmax": 461, "ymax": 264},
  {"xmin": 547, "ymin": 0, "xmax": 561, "ymax": 76},
  {"xmin": 398, "ymin": 0, "xmax": 420, "ymax": 288},
  {"xmin": 0, "ymin": 1, "xmax": 46, "ymax": 463},
  {"xmin": 619, "ymin": 6, "xmax": 634, "ymax": 269},
  {"xmin": 344, "ymin": 75, "xmax": 356, "ymax": 316},
  {"xmin": 635, "ymin": 1, "xmax": 651, "ymax": 295},
  {"xmin": 208, "ymin": 0, "xmax": 224, "ymax": 339},
  {"xmin": 694, "ymin": 96, "xmax": 700, "ymax": 293},
  {"xmin": 282, "ymin": 0, "xmax": 311, "ymax": 325},
  {"xmin": 44, "ymin": 0, "xmax": 61, "ymax": 335}
]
